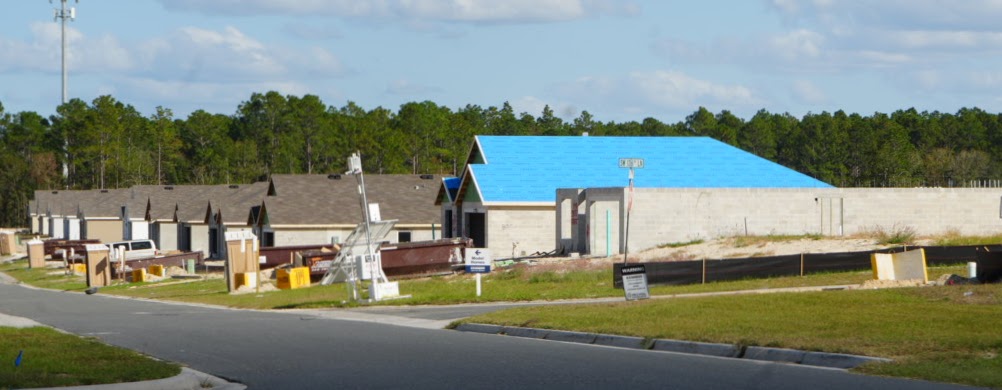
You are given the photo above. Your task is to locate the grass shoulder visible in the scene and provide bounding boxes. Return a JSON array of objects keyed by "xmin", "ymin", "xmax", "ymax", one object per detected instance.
[
  {"xmin": 458, "ymin": 281, "xmax": 1002, "ymax": 388},
  {"xmin": 0, "ymin": 327, "xmax": 180, "ymax": 389}
]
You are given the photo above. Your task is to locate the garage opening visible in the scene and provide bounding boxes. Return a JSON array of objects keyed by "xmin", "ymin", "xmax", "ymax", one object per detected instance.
[{"xmin": 466, "ymin": 212, "xmax": 486, "ymax": 248}]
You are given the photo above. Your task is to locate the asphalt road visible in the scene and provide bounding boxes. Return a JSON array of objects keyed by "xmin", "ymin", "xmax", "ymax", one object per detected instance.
[{"xmin": 0, "ymin": 281, "xmax": 979, "ymax": 389}]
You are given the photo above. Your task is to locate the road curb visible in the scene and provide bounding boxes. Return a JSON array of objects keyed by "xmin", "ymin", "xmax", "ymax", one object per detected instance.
[
  {"xmin": 31, "ymin": 367, "xmax": 245, "ymax": 390},
  {"xmin": 453, "ymin": 323, "xmax": 890, "ymax": 369},
  {"xmin": 653, "ymin": 339, "xmax": 741, "ymax": 358}
]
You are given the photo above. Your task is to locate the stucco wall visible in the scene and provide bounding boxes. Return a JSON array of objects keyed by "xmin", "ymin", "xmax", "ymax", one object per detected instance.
[
  {"xmin": 84, "ymin": 220, "xmax": 122, "ymax": 243},
  {"xmin": 486, "ymin": 205, "xmax": 556, "ymax": 258},
  {"xmin": 189, "ymin": 224, "xmax": 210, "ymax": 258},
  {"xmin": 154, "ymin": 222, "xmax": 179, "ymax": 251},
  {"xmin": 273, "ymin": 228, "xmax": 353, "ymax": 247},
  {"xmin": 580, "ymin": 187, "xmax": 1002, "ymax": 255}
]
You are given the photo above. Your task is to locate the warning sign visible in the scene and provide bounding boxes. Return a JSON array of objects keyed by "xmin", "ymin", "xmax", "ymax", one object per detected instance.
[{"xmin": 621, "ymin": 264, "xmax": 650, "ymax": 301}]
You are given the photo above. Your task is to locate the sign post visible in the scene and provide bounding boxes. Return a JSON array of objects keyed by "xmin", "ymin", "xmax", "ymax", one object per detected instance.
[
  {"xmin": 621, "ymin": 264, "xmax": 650, "ymax": 301},
  {"xmin": 465, "ymin": 248, "xmax": 492, "ymax": 297},
  {"xmin": 618, "ymin": 158, "xmax": 644, "ymax": 264}
]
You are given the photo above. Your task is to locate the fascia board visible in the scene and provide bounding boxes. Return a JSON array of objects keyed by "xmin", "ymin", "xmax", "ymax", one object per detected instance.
[
  {"xmin": 268, "ymin": 224, "xmax": 358, "ymax": 229},
  {"xmin": 480, "ymin": 201, "xmax": 555, "ymax": 207}
]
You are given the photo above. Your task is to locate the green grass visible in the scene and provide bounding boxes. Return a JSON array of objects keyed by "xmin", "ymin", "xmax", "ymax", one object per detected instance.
[
  {"xmin": 459, "ymin": 283, "xmax": 1002, "ymax": 388},
  {"xmin": 0, "ymin": 327, "xmax": 180, "ymax": 389},
  {"xmin": 932, "ymin": 232, "xmax": 1002, "ymax": 247},
  {"xmin": 0, "ymin": 260, "xmax": 88, "ymax": 291},
  {"xmin": 1, "ymin": 258, "xmax": 967, "ymax": 308},
  {"xmin": 657, "ymin": 239, "xmax": 705, "ymax": 249},
  {"xmin": 856, "ymin": 225, "xmax": 918, "ymax": 245},
  {"xmin": 730, "ymin": 234, "xmax": 823, "ymax": 248}
]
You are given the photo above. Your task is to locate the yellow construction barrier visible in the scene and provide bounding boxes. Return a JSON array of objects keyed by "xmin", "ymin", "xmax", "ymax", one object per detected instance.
[
  {"xmin": 234, "ymin": 272, "xmax": 257, "ymax": 289},
  {"xmin": 132, "ymin": 268, "xmax": 147, "ymax": 283},
  {"xmin": 277, "ymin": 267, "xmax": 310, "ymax": 290},
  {"xmin": 149, "ymin": 264, "xmax": 165, "ymax": 277},
  {"xmin": 69, "ymin": 263, "xmax": 86, "ymax": 275}
]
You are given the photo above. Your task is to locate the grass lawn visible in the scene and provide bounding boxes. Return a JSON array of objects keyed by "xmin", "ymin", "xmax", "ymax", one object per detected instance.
[
  {"xmin": 0, "ymin": 258, "xmax": 963, "ymax": 308},
  {"xmin": 0, "ymin": 327, "xmax": 180, "ymax": 389},
  {"xmin": 459, "ymin": 283, "xmax": 1002, "ymax": 388}
]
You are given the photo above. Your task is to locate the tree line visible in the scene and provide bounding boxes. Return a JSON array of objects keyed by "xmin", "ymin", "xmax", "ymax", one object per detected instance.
[{"xmin": 2, "ymin": 91, "xmax": 1001, "ymax": 226}]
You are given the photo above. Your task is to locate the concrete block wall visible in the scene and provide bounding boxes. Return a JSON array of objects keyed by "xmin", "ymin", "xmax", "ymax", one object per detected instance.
[
  {"xmin": 839, "ymin": 188, "xmax": 1002, "ymax": 236},
  {"xmin": 573, "ymin": 187, "xmax": 1002, "ymax": 255},
  {"xmin": 486, "ymin": 206, "xmax": 556, "ymax": 259},
  {"xmin": 624, "ymin": 188, "xmax": 828, "ymax": 251}
]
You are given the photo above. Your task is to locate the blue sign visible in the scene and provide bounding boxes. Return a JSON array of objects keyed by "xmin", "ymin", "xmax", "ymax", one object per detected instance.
[{"xmin": 465, "ymin": 265, "xmax": 491, "ymax": 273}]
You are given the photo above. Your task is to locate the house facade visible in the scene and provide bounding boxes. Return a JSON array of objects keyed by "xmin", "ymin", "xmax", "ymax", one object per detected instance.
[
  {"xmin": 256, "ymin": 174, "xmax": 443, "ymax": 248},
  {"xmin": 441, "ymin": 135, "xmax": 833, "ymax": 258}
]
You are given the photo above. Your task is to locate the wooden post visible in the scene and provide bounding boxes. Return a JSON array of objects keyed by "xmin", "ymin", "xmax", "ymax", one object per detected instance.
[{"xmin": 701, "ymin": 258, "xmax": 706, "ymax": 284}]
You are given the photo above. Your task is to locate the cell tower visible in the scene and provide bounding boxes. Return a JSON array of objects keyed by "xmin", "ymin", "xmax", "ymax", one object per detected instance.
[{"xmin": 52, "ymin": 0, "xmax": 77, "ymax": 179}]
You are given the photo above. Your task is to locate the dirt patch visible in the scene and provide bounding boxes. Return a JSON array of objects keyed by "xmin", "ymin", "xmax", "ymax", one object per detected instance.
[
  {"xmin": 858, "ymin": 279, "xmax": 927, "ymax": 289},
  {"xmin": 231, "ymin": 282, "xmax": 279, "ymax": 294}
]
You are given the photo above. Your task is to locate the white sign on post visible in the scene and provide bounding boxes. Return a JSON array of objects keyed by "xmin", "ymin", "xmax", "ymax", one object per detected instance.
[
  {"xmin": 621, "ymin": 264, "xmax": 650, "ymax": 301},
  {"xmin": 618, "ymin": 158, "xmax": 645, "ymax": 169},
  {"xmin": 464, "ymin": 249, "xmax": 492, "ymax": 273},
  {"xmin": 464, "ymin": 248, "xmax": 492, "ymax": 297}
]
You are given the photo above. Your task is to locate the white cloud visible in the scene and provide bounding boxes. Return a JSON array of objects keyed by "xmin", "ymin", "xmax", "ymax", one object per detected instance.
[
  {"xmin": 0, "ymin": 22, "xmax": 132, "ymax": 74},
  {"xmin": 510, "ymin": 96, "xmax": 548, "ymax": 116},
  {"xmin": 769, "ymin": 29, "xmax": 824, "ymax": 61},
  {"xmin": 128, "ymin": 26, "xmax": 347, "ymax": 83},
  {"xmin": 282, "ymin": 23, "xmax": 344, "ymax": 40},
  {"xmin": 630, "ymin": 71, "xmax": 757, "ymax": 109},
  {"xmin": 554, "ymin": 70, "xmax": 759, "ymax": 119},
  {"xmin": 156, "ymin": 0, "xmax": 638, "ymax": 24},
  {"xmin": 791, "ymin": 79, "xmax": 826, "ymax": 104}
]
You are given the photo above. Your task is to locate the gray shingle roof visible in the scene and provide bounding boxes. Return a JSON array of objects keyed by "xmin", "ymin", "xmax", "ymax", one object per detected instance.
[
  {"xmin": 262, "ymin": 174, "xmax": 441, "ymax": 226},
  {"xmin": 211, "ymin": 182, "xmax": 270, "ymax": 225}
]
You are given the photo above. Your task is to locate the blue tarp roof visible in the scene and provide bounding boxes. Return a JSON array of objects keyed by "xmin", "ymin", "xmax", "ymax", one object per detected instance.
[
  {"xmin": 469, "ymin": 135, "xmax": 833, "ymax": 203},
  {"xmin": 442, "ymin": 177, "xmax": 461, "ymax": 201}
]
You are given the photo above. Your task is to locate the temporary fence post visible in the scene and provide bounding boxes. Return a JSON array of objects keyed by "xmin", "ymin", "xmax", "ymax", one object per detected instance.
[
  {"xmin": 800, "ymin": 253, "xmax": 804, "ymax": 277},
  {"xmin": 701, "ymin": 258, "xmax": 706, "ymax": 284}
]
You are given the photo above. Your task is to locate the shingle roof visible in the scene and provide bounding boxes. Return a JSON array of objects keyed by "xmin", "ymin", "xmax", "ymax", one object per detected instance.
[
  {"xmin": 465, "ymin": 135, "xmax": 833, "ymax": 203},
  {"xmin": 211, "ymin": 182, "xmax": 270, "ymax": 225},
  {"xmin": 76, "ymin": 189, "xmax": 129, "ymax": 219},
  {"xmin": 145, "ymin": 185, "xmax": 219, "ymax": 222},
  {"xmin": 262, "ymin": 174, "xmax": 441, "ymax": 226}
]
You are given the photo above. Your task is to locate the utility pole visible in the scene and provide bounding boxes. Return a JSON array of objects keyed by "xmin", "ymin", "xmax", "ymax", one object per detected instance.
[{"xmin": 52, "ymin": 0, "xmax": 77, "ymax": 180}]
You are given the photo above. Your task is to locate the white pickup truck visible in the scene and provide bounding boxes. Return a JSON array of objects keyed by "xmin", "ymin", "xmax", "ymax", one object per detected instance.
[{"xmin": 107, "ymin": 239, "xmax": 158, "ymax": 260}]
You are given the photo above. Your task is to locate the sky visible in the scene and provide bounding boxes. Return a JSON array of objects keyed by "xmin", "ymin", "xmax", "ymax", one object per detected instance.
[{"xmin": 2, "ymin": 0, "xmax": 1002, "ymax": 124}]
